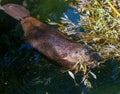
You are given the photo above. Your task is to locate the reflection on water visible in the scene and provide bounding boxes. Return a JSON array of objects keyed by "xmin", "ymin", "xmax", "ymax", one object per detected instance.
[
  {"xmin": 63, "ymin": 7, "xmax": 80, "ymax": 24},
  {"xmin": 0, "ymin": 0, "xmax": 120, "ymax": 94},
  {"xmin": 89, "ymin": 84, "xmax": 120, "ymax": 94},
  {"xmin": 88, "ymin": 60, "xmax": 120, "ymax": 94}
]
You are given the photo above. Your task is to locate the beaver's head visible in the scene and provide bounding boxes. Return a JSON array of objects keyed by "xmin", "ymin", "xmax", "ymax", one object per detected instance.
[{"xmin": 83, "ymin": 48, "xmax": 102, "ymax": 68}]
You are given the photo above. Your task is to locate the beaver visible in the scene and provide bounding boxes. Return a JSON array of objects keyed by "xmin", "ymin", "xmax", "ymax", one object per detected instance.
[{"xmin": 0, "ymin": 4, "xmax": 101, "ymax": 69}]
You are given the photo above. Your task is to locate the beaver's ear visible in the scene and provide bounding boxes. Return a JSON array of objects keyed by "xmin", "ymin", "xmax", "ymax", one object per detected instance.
[{"xmin": 2, "ymin": 4, "xmax": 30, "ymax": 21}]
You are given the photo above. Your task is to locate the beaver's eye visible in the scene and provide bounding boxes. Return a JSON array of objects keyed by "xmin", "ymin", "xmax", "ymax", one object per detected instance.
[
  {"xmin": 85, "ymin": 52, "xmax": 89, "ymax": 55},
  {"xmin": 75, "ymin": 51, "xmax": 78, "ymax": 54}
]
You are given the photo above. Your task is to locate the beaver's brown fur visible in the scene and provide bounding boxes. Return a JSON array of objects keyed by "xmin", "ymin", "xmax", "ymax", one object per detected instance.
[
  {"xmin": 21, "ymin": 17, "xmax": 101, "ymax": 68},
  {"xmin": 1, "ymin": 4, "xmax": 101, "ymax": 69}
]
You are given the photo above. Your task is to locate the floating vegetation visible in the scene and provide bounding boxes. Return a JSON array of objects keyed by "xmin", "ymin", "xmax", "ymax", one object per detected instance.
[
  {"xmin": 69, "ymin": 0, "xmax": 120, "ymax": 61},
  {"xmin": 48, "ymin": 0, "xmax": 120, "ymax": 87},
  {"xmin": 49, "ymin": 0, "xmax": 120, "ymax": 66}
]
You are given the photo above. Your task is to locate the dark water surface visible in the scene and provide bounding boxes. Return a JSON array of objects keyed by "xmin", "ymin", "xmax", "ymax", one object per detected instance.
[{"xmin": 0, "ymin": 0, "xmax": 120, "ymax": 94}]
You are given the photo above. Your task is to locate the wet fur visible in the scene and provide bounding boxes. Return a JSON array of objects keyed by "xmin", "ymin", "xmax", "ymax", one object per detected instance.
[
  {"xmin": 1, "ymin": 4, "xmax": 101, "ymax": 68},
  {"xmin": 21, "ymin": 17, "xmax": 101, "ymax": 68}
]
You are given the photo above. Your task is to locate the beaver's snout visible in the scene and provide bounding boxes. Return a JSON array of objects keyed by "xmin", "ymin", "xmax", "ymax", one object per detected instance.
[
  {"xmin": 89, "ymin": 52, "xmax": 102, "ymax": 67},
  {"xmin": 90, "ymin": 52, "xmax": 101, "ymax": 61}
]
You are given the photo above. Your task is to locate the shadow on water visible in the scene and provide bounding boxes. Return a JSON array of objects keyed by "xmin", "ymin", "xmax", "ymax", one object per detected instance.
[{"xmin": 0, "ymin": 0, "xmax": 120, "ymax": 94}]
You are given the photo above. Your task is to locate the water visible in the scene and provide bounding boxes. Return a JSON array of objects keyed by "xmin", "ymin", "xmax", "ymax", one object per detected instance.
[{"xmin": 0, "ymin": 0, "xmax": 120, "ymax": 94}]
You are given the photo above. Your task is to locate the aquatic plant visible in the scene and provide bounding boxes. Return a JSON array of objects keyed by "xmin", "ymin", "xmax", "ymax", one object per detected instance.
[
  {"xmin": 50, "ymin": 0, "xmax": 120, "ymax": 61},
  {"xmin": 48, "ymin": 0, "xmax": 120, "ymax": 87}
]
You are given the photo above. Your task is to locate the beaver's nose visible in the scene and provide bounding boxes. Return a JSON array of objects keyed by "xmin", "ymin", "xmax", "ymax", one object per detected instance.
[{"xmin": 90, "ymin": 52, "xmax": 102, "ymax": 62}]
